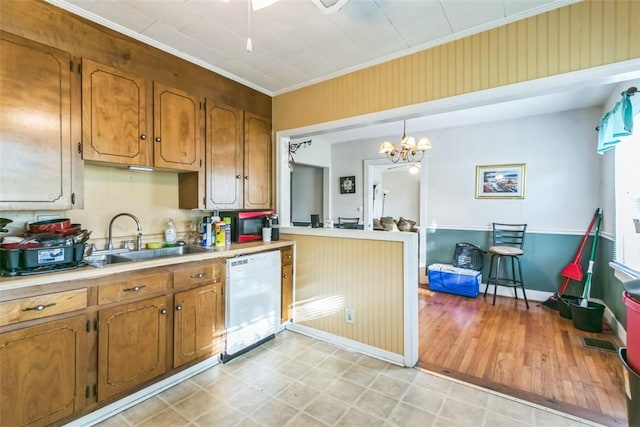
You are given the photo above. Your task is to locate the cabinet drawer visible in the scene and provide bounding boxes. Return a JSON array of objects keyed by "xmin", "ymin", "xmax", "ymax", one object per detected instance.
[
  {"xmin": 281, "ymin": 248, "xmax": 293, "ymax": 266},
  {"xmin": 173, "ymin": 262, "xmax": 224, "ymax": 289},
  {"xmin": 0, "ymin": 288, "xmax": 87, "ymax": 326},
  {"xmin": 98, "ymin": 272, "xmax": 170, "ymax": 305}
]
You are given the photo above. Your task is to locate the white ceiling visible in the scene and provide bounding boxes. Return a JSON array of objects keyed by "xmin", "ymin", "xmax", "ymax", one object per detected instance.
[
  {"xmin": 48, "ymin": 0, "xmax": 579, "ymax": 96},
  {"xmin": 46, "ymin": 0, "xmax": 639, "ymax": 146}
]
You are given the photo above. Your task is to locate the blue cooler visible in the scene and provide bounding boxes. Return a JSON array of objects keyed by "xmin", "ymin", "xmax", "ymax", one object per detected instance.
[{"xmin": 427, "ymin": 263, "xmax": 481, "ymax": 298}]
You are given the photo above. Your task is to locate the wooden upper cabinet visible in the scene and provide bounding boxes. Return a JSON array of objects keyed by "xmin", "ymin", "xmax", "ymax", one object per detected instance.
[
  {"xmin": 244, "ymin": 112, "xmax": 272, "ymax": 209},
  {"xmin": 206, "ymin": 103, "xmax": 243, "ymax": 209},
  {"xmin": 0, "ymin": 31, "xmax": 82, "ymax": 210},
  {"xmin": 205, "ymin": 101, "xmax": 272, "ymax": 210},
  {"xmin": 81, "ymin": 59, "xmax": 150, "ymax": 166},
  {"xmin": 153, "ymin": 82, "xmax": 202, "ymax": 172},
  {"xmin": 0, "ymin": 315, "xmax": 86, "ymax": 427},
  {"xmin": 81, "ymin": 60, "xmax": 203, "ymax": 172}
]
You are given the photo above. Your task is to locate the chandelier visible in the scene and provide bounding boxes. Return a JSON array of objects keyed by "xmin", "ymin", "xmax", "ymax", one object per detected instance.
[{"xmin": 379, "ymin": 120, "xmax": 431, "ymax": 163}]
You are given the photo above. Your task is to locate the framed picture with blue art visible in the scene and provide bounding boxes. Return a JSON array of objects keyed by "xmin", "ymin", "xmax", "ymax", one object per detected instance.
[
  {"xmin": 339, "ymin": 176, "xmax": 355, "ymax": 194},
  {"xmin": 475, "ymin": 164, "xmax": 525, "ymax": 199}
]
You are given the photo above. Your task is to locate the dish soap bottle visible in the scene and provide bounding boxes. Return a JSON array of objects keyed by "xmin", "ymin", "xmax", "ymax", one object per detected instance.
[{"xmin": 165, "ymin": 218, "xmax": 177, "ymax": 244}]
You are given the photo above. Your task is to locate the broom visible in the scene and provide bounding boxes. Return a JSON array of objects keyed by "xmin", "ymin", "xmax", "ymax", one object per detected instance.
[{"xmin": 542, "ymin": 208, "xmax": 599, "ymax": 309}]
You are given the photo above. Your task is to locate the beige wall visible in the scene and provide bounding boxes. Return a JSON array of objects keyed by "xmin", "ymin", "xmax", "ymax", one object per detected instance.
[
  {"xmin": 285, "ymin": 234, "xmax": 405, "ymax": 356},
  {"xmin": 273, "ymin": 0, "xmax": 640, "ymax": 132}
]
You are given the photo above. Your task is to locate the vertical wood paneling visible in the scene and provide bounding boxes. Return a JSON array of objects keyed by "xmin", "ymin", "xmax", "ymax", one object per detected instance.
[
  {"xmin": 569, "ymin": 3, "xmax": 582, "ymax": 71},
  {"xmin": 290, "ymin": 235, "xmax": 404, "ymax": 355},
  {"xmin": 632, "ymin": 1, "xmax": 640, "ymax": 58},
  {"xmin": 615, "ymin": 0, "xmax": 630, "ymax": 61},
  {"xmin": 537, "ymin": 14, "xmax": 548, "ymax": 76},
  {"xmin": 273, "ymin": 0, "xmax": 639, "ymax": 133}
]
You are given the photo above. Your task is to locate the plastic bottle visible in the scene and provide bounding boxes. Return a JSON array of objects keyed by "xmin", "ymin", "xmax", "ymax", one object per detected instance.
[
  {"xmin": 223, "ymin": 217, "xmax": 231, "ymax": 246},
  {"xmin": 202, "ymin": 216, "xmax": 211, "ymax": 247},
  {"xmin": 164, "ymin": 218, "xmax": 177, "ymax": 244},
  {"xmin": 215, "ymin": 219, "xmax": 226, "ymax": 247}
]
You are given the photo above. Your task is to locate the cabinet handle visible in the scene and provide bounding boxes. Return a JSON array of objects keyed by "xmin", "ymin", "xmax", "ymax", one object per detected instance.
[
  {"xmin": 155, "ymin": 137, "xmax": 161, "ymax": 142},
  {"xmin": 244, "ymin": 176, "xmax": 249, "ymax": 180},
  {"xmin": 160, "ymin": 309, "xmax": 167, "ymax": 315},
  {"xmin": 190, "ymin": 272, "xmax": 206, "ymax": 279},
  {"xmin": 123, "ymin": 285, "xmax": 146, "ymax": 292},
  {"xmin": 140, "ymin": 134, "xmax": 147, "ymax": 140},
  {"xmin": 22, "ymin": 302, "xmax": 56, "ymax": 312},
  {"xmin": 176, "ymin": 305, "xmax": 182, "ymax": 311},
  {"xmin": 236, "ymin": 175, "xmax": 241, "ymax": 179},
  {"xmin": 283, "ymin": 275, "xmax": 289, "ymax": 279}
]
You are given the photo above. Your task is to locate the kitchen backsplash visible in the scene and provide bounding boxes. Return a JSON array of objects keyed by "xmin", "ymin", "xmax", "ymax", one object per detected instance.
[{"xmin": 1, "ymin": 164, "xmax": 207, "ymax": 249}]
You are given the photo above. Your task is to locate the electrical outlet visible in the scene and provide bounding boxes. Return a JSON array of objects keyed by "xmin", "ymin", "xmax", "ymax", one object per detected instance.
[{"xmin": 345, "ymin": 307, "xmax": 355, "ymax": 324}]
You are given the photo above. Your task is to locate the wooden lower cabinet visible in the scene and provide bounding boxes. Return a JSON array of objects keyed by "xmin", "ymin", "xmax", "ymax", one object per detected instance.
[
  {"xmin": 174, "ymin": 283, "xmax": 225, "ymax": 368},
  {"xmin": 0, "ymin": 315, "xmax": 86, "ymax": 427},
  {"xmin": 98, "ymin": 296, "xmax": 168, "ymax": 402}
]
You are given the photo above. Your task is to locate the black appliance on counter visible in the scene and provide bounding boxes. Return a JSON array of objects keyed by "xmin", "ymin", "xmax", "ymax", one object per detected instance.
[
  {"xmin": 220, "ymin": 210, "xmax": 275, "ymax": 243},
  {"xmin": 266, "ymin": 214, "xmax": 279, "ymax": 241},
  {"xmin": 0, "ymin": 243, "xmax": 86, "ymax": 276}
]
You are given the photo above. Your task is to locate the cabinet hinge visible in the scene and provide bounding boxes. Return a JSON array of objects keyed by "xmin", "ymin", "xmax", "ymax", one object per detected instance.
[
  {"xmin": 78, "ymin": 63, "xmax": 82, "ymax": 74},
  {"xmin": 93, "ymin": 384, "xmax": 98, "ymax": 397},
  {"xmin": 70, "ymin": 61, "xmax": 74, "ymax": 72},
  {"xmin": 85, "ymin": 386, "xmax": 90, "ymax": 399},
  {"xmin": 77, "ymin": 142, "xmax": 83, "ymax": 154},
  {"xmin": 94, "ymin": 319, "xmax": 98, "ymax": 331}
]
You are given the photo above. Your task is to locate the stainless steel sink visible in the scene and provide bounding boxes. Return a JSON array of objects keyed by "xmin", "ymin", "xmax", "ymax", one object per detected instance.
[
  {"xmin": 85, "ymin": 253, "xmax": 133, "ymax": 267},
  {"xmin": 119, "ymin": 245, "xmax": 209, "ymax": 261}
]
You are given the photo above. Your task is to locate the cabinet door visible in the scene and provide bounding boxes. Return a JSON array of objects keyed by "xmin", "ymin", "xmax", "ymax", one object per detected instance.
[
  {"xmin": 0, "ymin": 32, "xmax": 79, "ymax": 210},
  {"xmin": 153, "ymin": 82, "xmax": 202, "ymax": 172},
  {"xmin": 174, "ymin": 283, "xmax": 225, "ymax": 368},
  {"xmin": 206, "ymin": 102, "xmax": 243, "ymax": 209},
  {"xmin": 281, "ymin": 263, "xmax": 293, "ymax": 323},
  {"xmin": 81, "ymin": 59, "xmax": 150, "ymax": 166},
  {"xmin": 98, "ymin": 296, "xmax": 167, "ymax": 402},
  {"xmin": 0, "ymin": 315, "xmax": 86, "ymax": 427},
  {"xmin": 244, "ymin": 112, "xmax": 272, "ymax": 209}
]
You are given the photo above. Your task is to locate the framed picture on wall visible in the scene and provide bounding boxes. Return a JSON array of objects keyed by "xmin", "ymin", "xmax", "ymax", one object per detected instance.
[
  {"xmin": 339, "ymin": 176, "xmax": 356, "ymax": 194},
  {"xmin": 475, "ymin": 163, "xmax": 526, "ymax": 199}
]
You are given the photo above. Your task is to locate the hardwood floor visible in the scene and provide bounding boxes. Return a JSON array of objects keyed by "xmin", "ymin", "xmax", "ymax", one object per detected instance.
[{"xmin": 417, "ymin": 286, "xmax": 628, "ymax": 426}]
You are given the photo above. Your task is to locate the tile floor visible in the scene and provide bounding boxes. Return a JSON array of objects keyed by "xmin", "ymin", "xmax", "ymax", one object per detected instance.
[{"xmin": 95, "ymin": 330, "xmax": 600, "ymax": 427}]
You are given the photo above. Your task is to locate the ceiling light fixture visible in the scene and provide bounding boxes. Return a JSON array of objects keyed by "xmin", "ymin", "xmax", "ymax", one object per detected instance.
[
  {"xmin": 310, "ymin": 0, "xmax": 350, "ymax": 14},
  {"xmin": 251, "ymin": 0, "xmax": 279, "ymax": 10},
  {"xmin": 379, "ymin": 120, "xmax": 431, "ymax": 164}
]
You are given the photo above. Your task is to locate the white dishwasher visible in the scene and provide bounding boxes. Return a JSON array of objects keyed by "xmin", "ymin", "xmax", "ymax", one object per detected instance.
[{"xmin": 222, "ymin": 250, "xmax": 281, "ymax": 362}]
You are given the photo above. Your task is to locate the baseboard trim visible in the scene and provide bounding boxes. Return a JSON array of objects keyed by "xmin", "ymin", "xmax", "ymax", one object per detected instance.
[
  {"xmin": 66, "ymin": 356, "xmax": 220, "ymax": 427},
  {"xmin": 286, "ymin": 322, "xmax": 406, "ymax": 366}
]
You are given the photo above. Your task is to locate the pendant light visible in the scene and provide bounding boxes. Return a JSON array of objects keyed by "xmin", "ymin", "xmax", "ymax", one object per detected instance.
[
  {"xmin": 379, "ymin": 120, "xmax": 431, "ymax": 164},
  {"xmin": 246, "ymin": 0, "xmax": 253, "ymax": 52}
]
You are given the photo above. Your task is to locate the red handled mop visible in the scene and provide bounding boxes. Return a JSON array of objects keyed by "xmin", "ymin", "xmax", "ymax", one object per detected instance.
[{"xmin": 579, "ymin": 209, "xmax": 603, "ymax": 307}]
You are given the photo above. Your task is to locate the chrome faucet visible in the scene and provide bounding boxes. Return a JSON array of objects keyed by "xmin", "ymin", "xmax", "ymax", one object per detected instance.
[{"xmin": 107, "ymin": 213, "xmax": 143, "ymax": 251}]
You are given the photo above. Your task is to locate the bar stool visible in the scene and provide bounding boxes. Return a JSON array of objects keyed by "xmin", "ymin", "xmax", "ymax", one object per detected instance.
[{"xmin": 484, "ymin": 223, "xmax": 529, "ymax": 308}]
